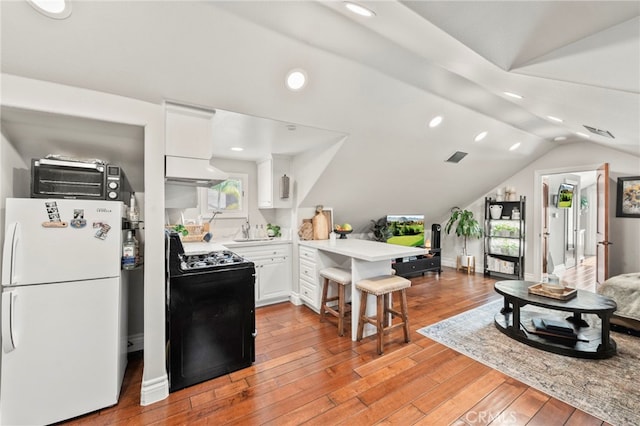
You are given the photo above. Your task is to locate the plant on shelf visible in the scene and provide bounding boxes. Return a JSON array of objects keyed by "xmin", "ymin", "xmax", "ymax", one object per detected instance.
[
  {"xmin": 445, "ymin": 207, "xmax": 483, "ymax": 255},
  {"xmin": 492, "ymin": 222, "xmax": 519, "ymax": 237}
]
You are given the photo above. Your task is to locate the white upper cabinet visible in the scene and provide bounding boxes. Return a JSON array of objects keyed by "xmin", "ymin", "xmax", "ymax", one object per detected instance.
[
  {"xmin": 165, "ymin": 103, "xmax": 214, "ymax": 159},
  {"xmin": 257, "ymin": 155, "xmax": 292, "ymax": 209},
  {"xmin": 257, "ymin": 159, "xmax": 273, "ymax": 208}
]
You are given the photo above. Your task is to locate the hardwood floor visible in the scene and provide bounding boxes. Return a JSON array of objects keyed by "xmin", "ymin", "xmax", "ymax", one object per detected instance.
[
  {"xmin": 560, "ymin": 255, "xmax": 596, "ymax": 292},
  {"xmin": 64, "ymin": 268, "xmax": 610, "ymax": 425}
]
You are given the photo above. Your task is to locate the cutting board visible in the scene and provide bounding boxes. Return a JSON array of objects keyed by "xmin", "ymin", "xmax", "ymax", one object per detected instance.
[{"xmin": 312, "ymin": 211, "xmax": 330, "ymax": 240}]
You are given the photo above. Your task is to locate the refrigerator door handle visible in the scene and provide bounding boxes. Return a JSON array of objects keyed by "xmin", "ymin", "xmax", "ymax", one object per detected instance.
[
  {"xmin": 2, "ymin": 290, "xmax": 17, "ymax": 353},
  {"xmin": 1, "ymin": 222, "xmax": 19, "ymax": 286}
]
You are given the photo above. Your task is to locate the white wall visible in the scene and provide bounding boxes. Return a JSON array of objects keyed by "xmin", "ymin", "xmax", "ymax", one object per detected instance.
[
  {"xmin": 0, "ymin": 74, "xmax": 168, "ymax": 405},
  {"xmin": 441, "ymin": 141, "xmax": 640, "ymax": 278}
]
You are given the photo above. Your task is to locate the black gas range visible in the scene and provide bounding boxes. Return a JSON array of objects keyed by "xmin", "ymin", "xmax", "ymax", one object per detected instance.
[
  {"xmin": 167, "ymin": 232, "xmax": 251, "ymax": 274},
  {"xmin": 165, "ymin": 231, "xmax": 256, "ymax": 392}
]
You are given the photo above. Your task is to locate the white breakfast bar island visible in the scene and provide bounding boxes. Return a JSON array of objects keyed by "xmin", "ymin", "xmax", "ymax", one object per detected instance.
[{"xmin": 298, "ymin": 239, "xmax": 427, "ymax": 340}]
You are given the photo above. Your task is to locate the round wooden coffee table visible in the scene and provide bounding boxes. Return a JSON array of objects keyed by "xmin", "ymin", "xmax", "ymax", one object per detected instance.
[{"xmin": 494, "ymin": 280, "xmax": 617, "ymax": 359}]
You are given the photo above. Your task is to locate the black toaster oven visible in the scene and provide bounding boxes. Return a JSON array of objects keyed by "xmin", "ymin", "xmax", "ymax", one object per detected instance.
[{"xmin": 30, "ymin": 158, "xmax": 129, "ymax": 201}]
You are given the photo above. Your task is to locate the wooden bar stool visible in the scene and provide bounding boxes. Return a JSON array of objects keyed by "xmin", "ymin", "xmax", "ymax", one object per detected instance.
[
  {"xmin": 319, "ymin": 267, "xmax": 352, "ymax": 336},
  {"xmin": 356, "ymin": 275, "xmax": 411, "ymax": 355}
]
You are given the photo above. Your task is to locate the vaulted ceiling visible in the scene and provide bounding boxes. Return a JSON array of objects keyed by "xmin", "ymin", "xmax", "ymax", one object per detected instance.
[{"xmin": 1, "ymin": 1, "xmax": 638, "ymax": 228}]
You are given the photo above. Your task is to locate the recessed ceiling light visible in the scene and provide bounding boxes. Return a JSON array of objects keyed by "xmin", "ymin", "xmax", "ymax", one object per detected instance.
[
  {"xmin": 509, "ymin": 142, "xmax": 521, "ymax": 151},
  {"xmin": 576, "ymin": 132, "xmax": 591, "ymax": 139},
  {"xmin": 344, "ymin": 2, "xmax": 376, "ymax": 17},
  {"xmin": 503, "ymin": 92, "xmax": 523, "ymax": 99},
  {"xmin": 286, "ymin": 69, "xmax": 307, "ymax": 91},
  {"xmin": 230, "ymin": 147, "xmax": 244, "ymax": 152},
  {"xmin": 553, "ymin": 136, "xmax": 567, "ymax": 142},
  {"xmin": 27, "ymin": 0, "xmax": 72, "ymax": 19},
  {"xmin": 474, "ymin": 131, "xmax": 488, "ymax": 142},
  {"xmin": 547, "ymin": 115, "xmax": 563, "ymax": 123},
  {"xmin": 428, "ymin": 116, "xmax": 443, "ymax": 128},
  {"xmin": 286, "ymin": 124, "xmax": 297, "ymax": 131}
]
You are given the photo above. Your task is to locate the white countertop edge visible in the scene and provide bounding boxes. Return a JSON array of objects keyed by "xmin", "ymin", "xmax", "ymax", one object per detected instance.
[
  {"xmin": 182, "ymin": 239, "xmax": 292, "ymax": 254},
  {"xmin": 299, "ymin": 239, "xmax": 427, "ymax": 262}
]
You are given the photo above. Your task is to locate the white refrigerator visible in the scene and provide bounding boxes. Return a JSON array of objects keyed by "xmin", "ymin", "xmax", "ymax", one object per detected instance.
[{"xmin": 1, "ymin": 198, "xmax": 128, "ymax": 425}]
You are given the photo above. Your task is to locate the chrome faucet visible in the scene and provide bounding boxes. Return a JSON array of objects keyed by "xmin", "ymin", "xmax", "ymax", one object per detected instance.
[{"xmin": 207, "ymin": 210, "xmax": 222, "ymax": 224}]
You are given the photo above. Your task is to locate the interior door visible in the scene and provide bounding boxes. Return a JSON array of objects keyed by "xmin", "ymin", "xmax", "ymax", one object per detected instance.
[
  {"xmin": 596, "ymin": 163, "xmax": 610, "ymax": 285},
  {"xmin": 542, "ymin": 181, "xmax": 550, "ymax": 276}
]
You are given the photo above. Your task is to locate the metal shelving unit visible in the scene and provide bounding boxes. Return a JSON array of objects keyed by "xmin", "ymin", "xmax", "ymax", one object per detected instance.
[{"xmin": 484, "ymin": 196, "xmax": 525, "ymax": 280}]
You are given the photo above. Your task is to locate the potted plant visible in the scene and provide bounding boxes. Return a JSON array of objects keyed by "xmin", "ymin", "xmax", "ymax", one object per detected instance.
[
  {"xmin": 445, "ymin": 207, "xmax": 483, "ymax": 264},
  {"xmin": 370, "ymin": 217, "xmax": 392, "ymax": 242}
]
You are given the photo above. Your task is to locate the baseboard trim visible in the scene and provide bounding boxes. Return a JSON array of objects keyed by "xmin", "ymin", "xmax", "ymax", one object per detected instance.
[
  {"xmin": 127, "ymin": 333, "xmax": 144, "ymax": 353},
  {"xmin": 441, "ymin": 258, "xmax": 456, "ymax": 268},
  {"xmin": 289, "ymin": 293, "xmax": 302, "ymax": 306},
  {"xmin": 140, "ymin": 374, "xmax": 169, "ymax": 406}
]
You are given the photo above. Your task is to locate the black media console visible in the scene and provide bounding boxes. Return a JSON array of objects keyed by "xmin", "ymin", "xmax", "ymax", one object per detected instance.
[
  {"xmin": 392, "ymin": 248, "xmax": 441, "ymax": 277},
  {"xmin": 390, "ymin": 223, "xmax": 442, "ymax": 278}
]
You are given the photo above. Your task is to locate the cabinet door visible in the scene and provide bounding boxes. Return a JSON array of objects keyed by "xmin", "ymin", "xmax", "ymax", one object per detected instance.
[
  {"xmin": 257, "ymin": 159, "xmax": 273, "ymax": 208},
  {"xmin": 165, "ymin": 104, "xmax": 214, "ymax": 159},
  {"xmin": 258, "ymin": 258, "xmax": 290, "ymax": 301}
]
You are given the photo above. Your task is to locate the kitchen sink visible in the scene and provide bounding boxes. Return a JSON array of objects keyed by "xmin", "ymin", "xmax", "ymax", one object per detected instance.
[{"xmin": 232, "ymin": 238, "xmax": 273, "ymax": 242}]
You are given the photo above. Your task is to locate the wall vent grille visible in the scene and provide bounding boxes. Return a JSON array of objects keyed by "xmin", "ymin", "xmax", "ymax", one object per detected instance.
[
  {"xmin": 446, "ymin": 151, "xmax": 468, "ymax": 163},
  {"xmin": 583, "ymin": 125, "xmax": 614, "ymax": 138}
]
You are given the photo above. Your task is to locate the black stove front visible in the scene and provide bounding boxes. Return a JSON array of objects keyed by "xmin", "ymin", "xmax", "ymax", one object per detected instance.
[{"xmin": 165, "ymin": 231, "xmax": 256, "ymax": 392}]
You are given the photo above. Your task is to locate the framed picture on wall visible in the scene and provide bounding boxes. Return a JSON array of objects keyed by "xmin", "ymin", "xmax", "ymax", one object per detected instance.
[{"xmin": 616, "ymin": 176, "xmax": 640, "ymax": 218}]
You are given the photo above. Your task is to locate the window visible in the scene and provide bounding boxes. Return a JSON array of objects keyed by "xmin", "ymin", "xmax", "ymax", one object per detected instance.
[{"xmin": 199, "ymin": 173, "xmax": 248, "ymax": 219}]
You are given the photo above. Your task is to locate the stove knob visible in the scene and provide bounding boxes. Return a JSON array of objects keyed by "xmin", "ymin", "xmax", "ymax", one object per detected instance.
[
  {"xmin": 107, "ymin": 191, "xmax": 118, "ymax": 199},
  {"xmin": 108, "ymin": 181, "xmax": 119, "ymax": 190}
]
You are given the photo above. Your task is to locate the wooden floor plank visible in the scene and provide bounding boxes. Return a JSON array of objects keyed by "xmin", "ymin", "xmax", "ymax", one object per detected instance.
[
  {"xmin": 62, "ymin": 267, "xmax": 606, "ymax": 425},
  {"xmin": 491, "ymin": 386, "xmax": 551, "ymax": 425},
  {"xmin": 526, "ymin": 398, "xmax": 575, "ymax": 426},
  {"xmin": 414, "ymin": 370, "xmax": 508, "ymax": 425},
  {"xmin": 300, "ymin": 397, "xmax": 367, "ymax": 426},
  {"xmin": 565, "ymin": 409, "xmax": 605, "ymax": 426},
  {"xmin": 458, "ymin": 378, "xmax": 528, "ymax": 425}
]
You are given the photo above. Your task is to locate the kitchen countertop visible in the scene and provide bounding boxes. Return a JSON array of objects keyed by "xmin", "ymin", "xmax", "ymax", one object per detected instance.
[
  {"xmin": 182, "ymin": 238, "xmax": 423, "ymax": 261},
  {"xmin": 299, "ymin": 239, "xmax": 426, "ymax": 262},
  {"xmin": 182, "ymin": 238, "xmax": 291, "ymax": 254}
]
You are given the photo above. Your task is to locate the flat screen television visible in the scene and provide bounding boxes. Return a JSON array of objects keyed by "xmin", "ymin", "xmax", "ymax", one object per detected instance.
[
  {"xmin": 557, "ymin": 183, "xmax": 575, "ymax": 208},
  {"xmin": 386, "ymin": 215, "xmax": 425, "ymax": 247}
]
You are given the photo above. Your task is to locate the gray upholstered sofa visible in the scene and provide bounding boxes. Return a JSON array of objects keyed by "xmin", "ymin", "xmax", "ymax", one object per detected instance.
[{"xmin": 597, "ymin": 272, "xmax": 640, "ymax": 331}]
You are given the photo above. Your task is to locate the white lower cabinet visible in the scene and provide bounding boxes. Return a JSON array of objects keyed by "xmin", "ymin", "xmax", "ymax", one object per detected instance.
[
  {"xmin": 232, "ymin": 244, "xmax": 292, "ymax": 307},
  {"xmin": 298, "ymin": 246, "xmax": 320, "ymax": 311}
]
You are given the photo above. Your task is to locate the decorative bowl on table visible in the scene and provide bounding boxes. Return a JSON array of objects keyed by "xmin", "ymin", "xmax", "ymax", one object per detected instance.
[{"xmin": 334, "ymin": 229, "xmax": 352, "ymax": 239}]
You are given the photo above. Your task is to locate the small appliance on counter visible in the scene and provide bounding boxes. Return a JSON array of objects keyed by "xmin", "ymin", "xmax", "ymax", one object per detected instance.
[
  {"xmin": 30, "ymin": 156, "xmax": 130, "ymax": 201},
  {"xmin": 165, "ymin": 231, "xmax": 256, "ymax": 392}
]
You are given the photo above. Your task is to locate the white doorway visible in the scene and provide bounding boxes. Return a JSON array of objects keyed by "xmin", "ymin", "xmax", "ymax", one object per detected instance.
[{"xmin": 534, "ymin": 165, "xmax": 607, "ymax": 291}]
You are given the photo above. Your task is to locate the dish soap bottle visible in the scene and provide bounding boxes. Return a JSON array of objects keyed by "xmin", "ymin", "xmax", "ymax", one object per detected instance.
[{"xmin": 122, "ymin": 230, "xmax": 138, "ymax": 270}]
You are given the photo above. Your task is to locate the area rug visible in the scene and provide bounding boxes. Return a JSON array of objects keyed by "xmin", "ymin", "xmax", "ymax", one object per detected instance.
[{"xmin": 417, "ymin": 300, "xmax": 640, "ymax": 426}]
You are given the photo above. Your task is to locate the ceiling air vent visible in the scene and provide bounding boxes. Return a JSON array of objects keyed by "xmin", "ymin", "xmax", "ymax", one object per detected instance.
[
  {"xmin": 583, "ymin": 125, "xmax": 614, "ymax": 139},
  {"xmin": 446, "ymin": 151, "xmax": 468, "ymax": 163}
]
